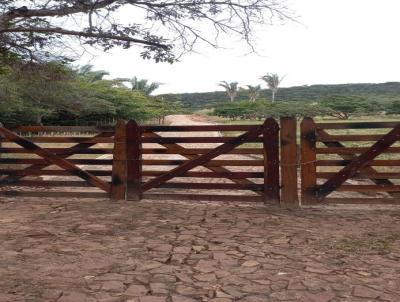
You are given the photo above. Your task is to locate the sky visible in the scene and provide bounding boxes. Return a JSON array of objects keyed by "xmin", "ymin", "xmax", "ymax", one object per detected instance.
[{"xmin": 79, "ymin": 0, "xmax": 400, "ymax": 94}]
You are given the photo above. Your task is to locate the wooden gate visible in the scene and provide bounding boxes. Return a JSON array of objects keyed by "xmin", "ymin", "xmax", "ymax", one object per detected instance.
[
  {"xmin": 301, "ymin": 118, "xmax": 400, "ymax": 204},
  {"xmin": 0, "ymin": 124, "xmax": 116, "ymax": 198},
  {"xmin": 122, "ymin": 118, "xmax": 281, "ymax": 203},
  {"xmin": 0, "ymin": 119, "xmax": 283, "ymax": 203}
]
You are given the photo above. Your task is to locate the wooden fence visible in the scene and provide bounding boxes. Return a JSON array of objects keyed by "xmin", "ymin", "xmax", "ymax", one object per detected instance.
[
  {"xmin": 0, "ymin": 118, "xmax": 290, "ymax": 204},
  {"xmin": 2, "ymin": 117, "xmax": 400, "ymax": 206},
  {"xmin": 301, "ymin": 118, "xmax": 400, "ymax": 204}
]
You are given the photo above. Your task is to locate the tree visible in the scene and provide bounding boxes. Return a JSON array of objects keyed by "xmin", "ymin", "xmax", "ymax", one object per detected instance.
[
  {"xmin": 386, "ymin": 100, "xmax": 400, "ymax": 115},
  {"xmin": 260, "ymin": 73, "xmax": 284, "ymax": 102},
  {"xmin": 219, "ymin": 81, "xmax": 239, "ymax": 102},
  {"xmin": 77, "ymin": 65, "xmax": 110, "ymax": 82},
  {"xmin": 128, "ymin": 76, "xmax": 161, "ymax": 96},
  {"xmin": 320, "ymin": 95, "xmax": 380, "ymax": 119},
  {"xmin": 244, "ymin": 85, "xmax": 261, "ymax": 102},
  {"xmin": 0, "ymin": 1, "xmax": 291, "ymax": 63}
]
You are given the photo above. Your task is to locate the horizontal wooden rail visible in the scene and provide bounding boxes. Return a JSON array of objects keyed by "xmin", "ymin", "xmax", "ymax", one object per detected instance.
[
  {"xmin": 317, "ymin": 133, "xmax": 389, "ymax": 142},
  {"xmin": 153, "ymin": 182, "xmax": 264, "ymax": 191},
  {"xmin": 0, "ymin": 169, "xmax": 111, "ymax": 176},
  {"xmin": 143, "ymin": 193, "xmax": 263, "ymax": 202},
  {"xmin": 141, "ymin": 125, "xmax": 260, "ymax": 132},
  {"xmin": 1, "ymin": 137, "xmax": 114, "ymax": 143},
  {"xmin": 336, "ymin": 185, "xmax": 400, "ymax": 192},
  {"xmin": 142, "ymin": 171, "xmax": 264, "ymax": 178},
  {"xmin": 141, "ymin": 137, "xmax": 263, "ymax": 143},
  {"xmin": 0, "ymin": 191, "xmax": 109, "ymax": 198},
  {"xmin": 317, "ymin": 160, "xmax": 400, "ymax": 166},
  {"xmin": 316, "ymin": 172, "xmax": 400, "ymax": 179},
  {"xmin": 11, "ymin": 126, "xmax": 114, "ymax": 132},
  {"xmin": 323, "ymin": 198, "xmax": 400, "ymax": 204},
  {"xmin": 142, "ymin": 159, "xmax": 264, "ymax": 166},
  {"xmin": 316, "ymin": 147, "xmax": 400, "ymax": 154},
  {"xmin": 0, "ymin": 180, "xmax": 108, "ymax": 187},
  {"xmin": 141, "ymin": 148, "xmax": 263, "ymax": 155},
  {"xmin": 0, "ymin": 148, "xmax": 114, "ymax": 154},
  {"xmin": 316, "ymin": 121, "xmax": 400, "ymax": 129},
  {"xmin": 0, "ymin": 158, "xmax": 113, "ymax": 165}
]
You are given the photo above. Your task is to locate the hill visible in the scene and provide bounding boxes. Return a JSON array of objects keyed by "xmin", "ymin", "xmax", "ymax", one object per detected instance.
[{"xmin": 158, "ymin": 82, "xmax": 400, "ymax": 110}]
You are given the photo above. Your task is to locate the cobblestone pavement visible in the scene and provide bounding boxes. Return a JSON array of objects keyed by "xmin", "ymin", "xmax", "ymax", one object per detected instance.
[{"xmin": 0, "ymin": 198, "xmax": 400, "ymax": 302}]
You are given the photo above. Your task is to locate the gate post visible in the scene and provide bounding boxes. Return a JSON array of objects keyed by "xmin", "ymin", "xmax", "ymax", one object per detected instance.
[
  {"xmin": 126, "ymin": 120, "xmax": 142, "ymax": 201},
  {"xmin": 280, "ymin": 117, "xmax": 299, "ymax": 207},
  {"xmin": 111, "ymin": 120, "xmax": 128, "ymax": 200},
  {"xmin": 263, "ymin": 118, "xmax": 280, "ymax": 203},
  {"xmin": 300, "ymin": 118, "xmax": 317, "ymax": 204}
]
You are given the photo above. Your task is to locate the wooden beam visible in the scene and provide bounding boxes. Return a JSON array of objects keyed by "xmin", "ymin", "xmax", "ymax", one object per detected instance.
[
  {"xmin": 263, "ymin": 118, "xmax": 280, "ymax": 203},
  {"xmin": 111, "ymin": 120, "xmax": 127, "ymax": 200},
  {"xmin": 126, "ymin": 120, "xmax": 142, "ymax": 201},
  {"xmin": 300, "ymin": 118, "xmax": 317, "ymax": 204},
  {"xmin": 280, "ymin": 117, "xmax": 299, "ymax": 207}
]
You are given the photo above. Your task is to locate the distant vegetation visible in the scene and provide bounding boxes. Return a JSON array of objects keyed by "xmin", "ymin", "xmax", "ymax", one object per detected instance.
[
  {"xmin": 0, "ymin": 60, "xmax": 183, "ymax": 127},
  {"xmin": 159, "ymin": 82, "xmax": 400, "ymax": 111}
]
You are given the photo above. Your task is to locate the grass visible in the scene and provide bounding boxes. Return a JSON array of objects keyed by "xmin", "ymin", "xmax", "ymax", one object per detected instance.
[{"xmin": 330, "ymin": 233, "xmax": 400, "ymax": 255}]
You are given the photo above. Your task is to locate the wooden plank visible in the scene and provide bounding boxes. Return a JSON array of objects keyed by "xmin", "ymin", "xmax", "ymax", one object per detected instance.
[
  {"xmin": 141, "ymin": 125, "xmax": 260, "ymax": 132},
  {"xmin": 126, "ymin": 120, "xmax": 142, "ymax": 201},
  {"xmin": 142, "ymin": 171, "xmax": 264, "ymax": 178},
  {"xmin": 0, "ymin": 169, "xmax": 111, "ymax": 177},
  {"xmin": 317, "ymin": 133, "xmax": 387, "ymax": 142},
  {"xmin": 316, "ymin": 124, "xmax": 400, "ymax": 200},
  {"xmin": 324, "ymin": 198, "xmax": 400, "ymax": 204},
  {"xmin": 317, "ymin": 160, "xmax": 400, "ymax": 166},
  {"xmin": 316, "ymin": 147, "xmax": 400, "ymax": 154},
  {"xmin": 142, "ymin": 159, "xmax": 264, "ymax": 166},
  {"xmin": 1, "ymin": 136, "xmax": 114, "ymax": 143},
  {"xmin": 143, "ymin": 193, "xmax": 263, "ymax": 202},
  {"xmin": 111, "ymin": 120, "xmax": 127, "ymax": 200},
  {"xmin": 0, "ymin": 148, "xmax": 114, "ymax": 154},
  {"xmin": 11, "ymin": 125, "xmax": 113, "ymax": 133},
  {"xmin": 317, "ymin": 172, "xmax": 400, "ymax": 179},
  {"xmin": 280, "ymin": 117, "xmax": 299, "ymax": 207},
  {"xmin": 263, "ymin": 118, "xmax": 280, "ymax": 203},
  {"xmin": 142, "ymin": 137, "xmax": 262, "ymax": 143},
  {"xmin": 0, "ymin": 158, "xmax": 113, "ymax": 165},
  {"xmin": 142, "ymin": 148, "xmax": 263, "ymax": 155},
  {"xmin": 300, "ymin": 118, "xmax": 318, "ymax": 205},
  {"xmin": 0, "ymin": 126, "xmax": 111, "ymax": 192},
  {"xmin": 316, "ymin": 121, "xmax": 400, "ymax": 129},
  {"xmin": 1, "ymin": 180, "xmax": 100, "ymax": 187},
  {"xmin": 155, "ymin": 182, "xmax": 263, "ymax": 191},
  {"xmin": 336, "ymin": 185, "xmax": 400, "ymax": 192},
  {"xmin": 0, "ymin": 191, "xmax": 109, "ymax": 198},
  {"xmin": 141, "ymin": 125, "xmax": 264, "ymax": 192}
]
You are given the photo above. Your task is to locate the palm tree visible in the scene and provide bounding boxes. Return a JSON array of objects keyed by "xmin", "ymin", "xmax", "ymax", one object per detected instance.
[
  {"xmin": 260, "ymin": 73, "xmax": 284, "ymax": 102},
  {"xmin": 78, "ymin": 64, "xmax": 110, "ymax": 82},
  {"xmin": 244, "ymin": 85, "xmax": 261, "ymax": 102},
  {"xmin": 218, "ymin": 81, "xmax": 239, "ymax": 102},
  {"xmin": 129, "ymin": 76, "xmax": 161, "ymax": 96}
]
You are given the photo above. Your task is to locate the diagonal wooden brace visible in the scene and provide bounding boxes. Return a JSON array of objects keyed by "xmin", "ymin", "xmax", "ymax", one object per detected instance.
[
  {"xmin": 142, "ymin": 125, "xmax": 264, "ymax": 192},
  {"xmin": 316, "ymin": 124, "xmax": 400, "ymax": 201},
  {"xmin": 0, "ymin": 126, "xmax": 111, "ymax": 193},
  {"xmin": 143, "ymin": 132, "xmax": 262, "ymax": 194}
]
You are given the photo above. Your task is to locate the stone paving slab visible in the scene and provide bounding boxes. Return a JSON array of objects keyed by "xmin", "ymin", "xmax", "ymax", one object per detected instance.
[{"xmin": 0, "ymin": 197, "xmax": 400, "ymax": 301}]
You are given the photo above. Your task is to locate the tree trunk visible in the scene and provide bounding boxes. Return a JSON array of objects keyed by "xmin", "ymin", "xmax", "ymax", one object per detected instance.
[{"xmin": 271, "ymin": 91, "xmax": 275, "ymax": 103}]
